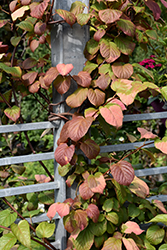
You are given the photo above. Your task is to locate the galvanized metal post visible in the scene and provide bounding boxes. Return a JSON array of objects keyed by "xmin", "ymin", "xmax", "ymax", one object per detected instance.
[{"xmin": 51, "ymin": 0, "xmax": 89, "ymax": 249}]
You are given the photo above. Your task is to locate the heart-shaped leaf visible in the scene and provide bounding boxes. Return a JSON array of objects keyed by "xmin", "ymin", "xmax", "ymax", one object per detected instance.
[
  {"xmin": 57, "ymin": 63, "xmax": 74, "ymax": 76},
  {"xmin": 122, "ymin": 237, "xmax": 140, "ymax": 250},
  {"xmin": 53, "ymin": 75, "xmax": 71, "ymax": 95},
  {"xmin": 110, "ymin": 161, "xmax": 134, "ymax": 186},
  {"xmin": 102, "ymin": 237, "xmax": 122, "ymax": 250},
  {"xmin": 100, "ymin": 104, "xmax": 123, "ymax": 129},
  {"xmin": 56, "ymin": 9, "xmax": 76, "ymax": 27},
  {"xmin": 43, "ymin": 67, "xmax": 59, "ymax": 86},
  {"xmin": 99, "ymin": 9, "xmax": 122, "ymax": 24},
  {"xmin": 66, "ymin": 87, "xmax": 88, "ymax": 108},
  {"xmin": 0, "ymin": 210, "xmax": 17, "ymax": 232},
  {"xmin": 80, "ymin": 139, "xmax": 100, "ymax": 159},
  {"xmin": 73, "ymin": 71, "xmax": 92, "ymax": 87},
  {"xmin": 86, "ymin": 204, "xmax": 100, "ymax": 223},
  {"xmin": 95, "ymin": 73, "xmax": 111, "ymax": 91},
  {"xmin": 4, "ymin": 105, "xmax": 20, "ymax": 122},
  {"xmin": 54, "ymin": 143, "xmax": 75, "ymax": 166},
  {"xmin": 129, "ymin": 176, "xmax": 149, "ymax": 198},
  {"xmin": 11, "ymin": 220, "xmax": 31, "ymax": 248},
  {"xmin": 88, "ymin": 88, "xmax": 105, "ymax": 107},
  {"xmin": 100, "ymin": 40, "xmax": 121, "ymax": 63},
  {"xmin": 112, "ymin": 62, "xmax": 133, "ymax": 79},
  {"xmin": 155, "ymin": 137, "xmax": 167, "ymax": 154},
  {"xmin": 117, "ymin": 19, "xmax": 136, "ymax": 37},
  {"xmin": 36, "ymin": 222, "xmax": 55, "ymax": 238},
  {"xmin": 0, "ymin": 233, "xmax": 17, "ymax": 250},
  {"xmin": 30, "ymin": 0, "xmax": 49, "ymax": 19}
]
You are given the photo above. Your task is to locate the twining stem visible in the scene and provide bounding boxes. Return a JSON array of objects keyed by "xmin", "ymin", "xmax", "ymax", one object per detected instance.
[
  {"xmin": 2, "ymin": 198, "xmax": 58, "ymax": 250},
  {"xmin": 0, "ymin": 225, "xmax": 11, "ymax": 231},
  {"xmin": 0, "ymin": 92, "xmax": 12, "ymax": 108}
]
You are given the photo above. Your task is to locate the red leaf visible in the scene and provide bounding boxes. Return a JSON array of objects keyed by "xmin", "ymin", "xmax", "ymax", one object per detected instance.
[
  {"xmin": 66, "ymin": 87, "xmax": 88, "ymax": 108},
  {"xmin": 4, "ymin": 105, "xmax": 20, "ymax": 122},
  {"xmin": 95, "ymin": 74, "xmax": 111, "ymax": 91},
  {"xmin": 129, "ymin": 176, "xmax": 149, "ymax": 198},
  {"xmin": 79, "ymin": 182, "xmax": 94, "ymax": 200},
  {"xmin": 43, "ymin": 67, "xmax": 59, "ymax": 86},
  {"xmin": 21, "ymin": 0, "xmax": 31, "ymax": 5},
  {"xmin": 35, "ymin": 174, "xmax": 51, "ymax": 183},
  {"xmin": 112, "ymin": 63, "xmax": 133, "ymax": 79},
  {"xmin": 110, "ymin": 161, "xmax": 135, "ymax": 186},
  {"xmin": 86, "ymin": 204, "xmax": 100, "ymax": 223},
  {"xmin": 144, "ymin": 0, "xmax": 161, "ymax": 20},
  {"xmin": 122, "ymin": 221, "xmax": 144, "ymax": 235},
  {"xmin": 88, "ymin": 88, "xmax": 105, "ymax": 107},
  {"xmin": 30, "ymin": 0, "xmax": 49, "ymax": 19},
  {"xmin": 56, "ymin": 9, "xmax": 76, "ymax": 27},
  {"xmin": 29, "ymin": 81, "xmax": 40, "ymax": 93},
  {"xmin": 80, "ymin": 139, "xmax": 100, "ymax": 159},
  {"xmin": 60, "ymin": 116, "xmax": 93, "ymax": 142},
  {"xmin": 100, "ymin": 104, "xmax": 123, "ymax": 129},
  {"xmin": 30, "ymin": 40, "xmax": 39, "ymax": 52},
  {"xmin": 94, "ymin": 29, "xmax": 106, "ymax": 42},
  {"xmin": 73, "ymin": 71, "xmax": 92, "ymax": 87},
  {"xmin": 67, "ymin": 116, "xmax": 93, "ymax": 142},
  {"xmin": 117, "ymin": 19, "xmax": 136, "ymax": 37},
  {"xmin": 34, "ymin": 21, "xmax": 46, "ymax": 35},
  {"xmin": 22, "ymin": 71, "xmax": 38, "ymax": 86},
  {"xmin": 137, "ymin": 127, "xmax": 157, "ymax": 139},
  {"xmin": 57, "ymin": 63, "xmax": 74, "ymax": 76},
  {"xmin": 84, "ymin": 107, "xmax": 98, "ymax": 119},
  {"xmin": 122, "ymin": 238, "xmax": 140, "ymax": 250},
  {"xmin": 99, "ymin": 9, "xmax": 122, "ymax": 24},
  {"xmin": 0, "ymin": 42, "xmax": 8, "ymax": 53},
  {"xmin": 153, "ymin": 200, "xmax": 167, "ymax": 214},
  {"xmin": 155, "ymin": 136, "xmax": 167, "ymax": 154},
  {"xmin": 54, "ymin": 143, "xmax": 75, "ymax": 166},
  {"xmin": 47, "ymin": 202, "xmax": 70, "ymax": 220},
  {"xmin": 74, "ymin": 210, "xmax": 88, "ymax": 231},
  {"xmin": 66, "ymin": 173, "xmax": 76, "ymax": 187},
  {"xmin": 53, "ymin": 75, "xmax": 71, "ymax": 95},
  {"xmin": 22, "ymin": 58, "xmax": 38, "ymax": 69}
]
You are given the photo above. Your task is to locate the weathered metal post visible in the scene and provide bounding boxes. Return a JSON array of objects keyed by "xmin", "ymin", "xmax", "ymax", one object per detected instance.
[{"xmin": 51, "ymin": 0, "xmax": 89, "ymax": 249}]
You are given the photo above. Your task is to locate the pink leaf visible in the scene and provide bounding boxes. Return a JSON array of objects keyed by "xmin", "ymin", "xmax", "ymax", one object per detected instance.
[
  {"xmin": 54, "ymin": 143, "xmax": 75, "ymax": 166},
  {"xmin": 79, "ymin": 182, "xmax": 94, "ymax": 200},
  {"xmin": 35, "ymin": 174, "xmax": 51, "ymax": 183},
  {"xmin": 57, "ymin": 63, "xmax": 74, "ymax": 76},
  {"xmin": 30, "ymin": 40, "xmax": 39, "ymax": 52},
  {"xmin": 80, "ymin": 139, "xmax": 100, "ymax": 159},
  {"xmin": 122, "ymin": 237, "xmax": 140, "ymax": 250},
  {"xmin": 43, "ymin": 67, "xmax": 59, "ymax": 86},
  {"xmin": 144, "ymin": 0, "xmax": 161, "ymax": 20},
  {"xmin": 153, "ymin": 200, "xmax": 167, "ymax": 214},
  {"xmin": 89, "ymin": 172, "xmax": 106, "ymax": 194},
  {"xmin": 73, "ymin": 71, "xmax": 92, "ymax": 88},
  {"xmin": 30, "ymin": 0, "xmax": 49, "ymax": 19},
  {"xmin": 86, "ymin": 204, "xmax": 100, "ymax": 223},
  {"xmin": 137, "ymin": 127, "xmax": 157, "ymax": 139},
  {"xmin": 22, "ymin": 71, "xmax": 38, "ymax": 86},
  {"xmin": 108, "ymin": 98, "xmax": 126, "ymax": 111},
  {"xmin": 4, "ymin": 105, "xmax": 20, "ymax": 122},
  {"xmin": 122, "ymin": 221, "xmax": 144, "ymax": 235},
  {"xmin": 155, "ymin": 137, "xmax": 167, "ymax": 154},
  {"xmin": 110, "ymin": 161, "xmax": 134, "ymax": 186},
  {"xmin": 100, "ymin": 104, "xmax": 123, "ymax": 129},
  {"xmin": 47, "ymin": 202, "xmax": 70, "ymax": 220}
]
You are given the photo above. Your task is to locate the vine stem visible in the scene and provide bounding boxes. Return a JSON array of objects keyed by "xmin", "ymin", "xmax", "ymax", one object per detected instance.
[
  {"xmin": 2, "ymin": 198, "xmax": 58, "ymax": 250},
  {"xmin": 0, "ymin": 92, "xmax": 12, "ymax": 108}
]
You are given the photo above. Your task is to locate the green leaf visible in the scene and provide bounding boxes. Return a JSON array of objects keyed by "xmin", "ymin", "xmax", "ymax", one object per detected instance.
[
  {"xmin": 0, "ymin": 63, "xmax": 22, "ymax": 78},
  {"xmin": 58, "ymin": 163, "xmax": 72, "ymax": 176},
  {"xmin": 89, "ymin": 219, "xmax": 107, "ymax": 236},
  {"xmin": 22, "ymin": 209, "xmax": 41, "ymax": 218},
  {"xmin": 159, "ymin": 244, "xmax": 167, "ymax": 250},
  {"xmin": 73, "ymin": 226, "xmax": 94, "ymax": 250},
  {"xmin": 11, "ymin": 165, "xmax": 26, "ymax": 175},
  {"xmin": 86, "ymin": 38, "xmax": 99, "ymax": 55},
  {"xmin": 161, "ymin": 86, "xmax": 167, "ymax": 100},
  {"xmin": 38, "ymin": 191, "xmax": 54, "ymax": 205},
  {"xmin": 106, "ymin": 212, "xmax": 119, "ymax": 225},
  {"xmin": 114, "ymin": 36, "xmax": 136, "ymax": 55},
  {"xmin": 102, "ymin": 199, "xmax": 114, "ymax": 212},
  {"xmin": 17, "ymin": 21, "xmax": 34, "ymax": 31},
  {"xmin": 117, "ymin": 19, "xmax": 136, "ymax": 37},
  {"xmin": 36, "ymin": 222, "xmax": 55, "ymax": 239},
  {"xmin": 146, "ymin": 225, "xmax": 165, "ymax": 245},
  {"xmin": 149, "ymin": 214, "xmax": 167, "ymax": 225},
  {"xmin": 132, "ymin": 63, "xmax": 154, "ymax": 79},
  {"xmin": 128, "ymin": 203, "xmax": 140, "ymax": 218},
  {"xmin": 17, "ymin": 239, "xmax": 45, "ymax": 250},
  {"xmin": 11, "ymin": 220, "xmax": 31, "ymax": 248},
  {"xmin": 102, "ymin": 237, "xmax": 122, "ymax": 250},
  {"xmin": 0, "ymin": 210, "xmax": 17, "ymax": 232},
  {"xmin": 4, "ymin": 105, "xmax": 20, "ymax": 122},
  {"xmin": 155, "ymin": 137, "xmax": 167, "ymax": 154},
  {"xmin": 77, "ymin": 13, "xmax": 90, "ymax": 26},
  {"xmin": 0, "ymin": 233, "xmax": 17, "ymax": 250},
  {"xmin": 145, "ymin": 29, "xmax": 158, "ymax": 40},
  {"xmin": 10, "ymin": 36, "xmax": 21, "ymax": 47}
]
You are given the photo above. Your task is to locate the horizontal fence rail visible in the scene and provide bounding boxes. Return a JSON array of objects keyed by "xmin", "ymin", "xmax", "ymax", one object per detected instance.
[{"xmin": 0, "ymin": 181, "xmax": 59, "ymax": 198}]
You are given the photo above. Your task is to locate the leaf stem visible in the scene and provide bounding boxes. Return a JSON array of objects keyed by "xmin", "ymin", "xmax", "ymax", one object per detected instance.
[{"xmin": 0, "ymin": 92, "xmax": 12, "ymax": 108}]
